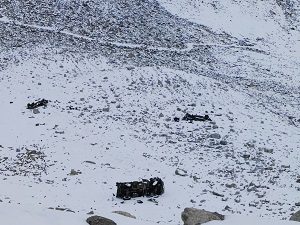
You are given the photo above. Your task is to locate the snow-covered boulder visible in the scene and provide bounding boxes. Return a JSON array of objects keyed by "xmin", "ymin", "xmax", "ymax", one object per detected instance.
[
  {"xmin": 86, "ymin": 216, "xmax": 117, "ymax": 225},
  {"xmin": 290, "ymin": 210, "xmax": 300, "ymax": 222},
  {"xmin": 181, "ymin": 208, "xmax": 225, "ymax": 225}
]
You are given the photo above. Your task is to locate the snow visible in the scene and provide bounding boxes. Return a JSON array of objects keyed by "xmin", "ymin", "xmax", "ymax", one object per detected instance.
[
  {"xmin": 157, "ymin": 0, "xmax": 287, "ymax": 39},
  {"xmin": 211, "ymin": 215, "xmax": 300, "ymax": 225},
  {"xmin": 0, "ymin": 1, "xmax": 300, "ymax": 225},
  {"xmin": 0, "ymin": 48, "xmax": 299, "ymax": 224}
]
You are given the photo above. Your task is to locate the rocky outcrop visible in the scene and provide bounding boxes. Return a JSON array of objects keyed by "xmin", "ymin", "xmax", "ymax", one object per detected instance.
[
  {"xmin": 112, "ymin": 211, "xmax": 136, "ymax": 219},
  {"xmin": 86, "ymin": 216, "xmax": 117, "ymax": 225},
  {"xmin": 181, "ymin": 208, "xmax": 225, "ymax": 225},
  {"xmin": 290, "ymin": 210, "xmax": 300, "ymax": 222},
  {"xmin": 2, "ymin": 0, "xmax": 230, "ymax": 47}
]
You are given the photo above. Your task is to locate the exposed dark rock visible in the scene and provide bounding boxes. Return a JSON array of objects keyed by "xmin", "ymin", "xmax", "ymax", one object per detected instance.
[
  {"xmin": 175, "ymin": 168, "xmax": 188, "ymax": 177},
  {"xmin": 174, "ymin": 117, "xmax": 180, "ymax": 122},
  {"xmin": 290, "ymin": 210, "xmax": 300, "ymax": 222},
  {"xmin": 86, "ymin": 216, "xmax": 117, "ymax": 225},
  {"xmin": 212, "ymin": 191, "xmax": 225, "ymax": 197},
  {"xmin": 84, "ymin": 161, "xmax": 96, "ymax": 164},
  {"xmin": 225, "ymin": 183, "xmax": 237, "ymax": 189},
  {"xmin": 69, "ymin": 169, "xmax": 82, "ymax": 176},
  {"xmin": 209, "ymin": 133, "xmax": 221, "ymax": 139},
  {"xmin": 259, "ymin": 147, "xmax": 274, "ymax": 154},
  {"xmin": 219, "ymin": 140, "xmax": 227, "ymax": 145},
  {"xmin": 242, "ymin": 154, "xmax": 251, "ymax": 159},
  {"xmin": 33, "ymin": 108, "xmax": 40, "ymax": 114},
  {"xmin": 181, "ymin": 208, "xmax": 225, "ymax": 225}
]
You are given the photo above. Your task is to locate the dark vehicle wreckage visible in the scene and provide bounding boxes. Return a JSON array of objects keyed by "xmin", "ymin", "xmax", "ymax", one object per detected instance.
[
  {"xmin": 27, "ymin": 99, "xmax": 49, "ymax": 109},
  {"xmin": 182, "ymin": 113, "xmax": 211, "ymax": 122},
  {"xmin": 116, "ymin": 177, "xmax": 164, "ymax": 200}
]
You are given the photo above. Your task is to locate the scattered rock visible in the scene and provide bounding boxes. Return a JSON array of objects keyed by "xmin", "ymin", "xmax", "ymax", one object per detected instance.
[
  {"xmin": 290, "ymin": 210, "xmax": 300, "ymax": 222},
  {"xmin": 55, "ymin": 207, "xmax": 75, "ymax": 213},
  {"xmin": 86, "ymin": 216, "xmax": 117, "ymax": 225},
  {"xmin": 212, "ymin": 125, "xmax": 218, "ymax": 129},
  {"xmin": 209, "ymin": 133, "xmax": 221, "ymax": 139},
  {"xmin": 181, "ymin": 208, "xmax": 225, "ymax": 225},
  {"xmin": 175, "ymin": 168, "xmax": 188, "ymax": 177},
  {"xmin": 112, "ymin": 211, "xmax": 136, "ymax": 219},
  {"xmin": 242, "ymin": 154, "xmax": 251, "ymax": 159},
  {"xmin": 69, "ymin": 169, "xmax": 82, "ymax": 176},
  {"xmin": 33, "ymin": 108, "xmax": 40, "ymax": 114},
  {"xmin": 259, "ymin": 147, "xmax": 274, "ymax": 154},
  {"xmin": 212, "ymin": 191, "xmax": 225, "ymax": 197},
  {"xmin": 224, "ymin": 205, "xmax": 232, "ymax": 211},
  {"xmin": 174, "ymin": 117, "xmax": 180, "ymax": 122},
  {"xmin": 225, "ymin": 183, "xmax": 237, "ymax": 189},
  {"xmin": 219, "ymin": 140, "xmax": 227, "ymax": 145},
  {"xmin": 244, "ymin": 141, "xmax": 255, "ymax": 148},
  {"xmin": 84, "ymin": 161, "xmax": 96, "ymax": 164}
]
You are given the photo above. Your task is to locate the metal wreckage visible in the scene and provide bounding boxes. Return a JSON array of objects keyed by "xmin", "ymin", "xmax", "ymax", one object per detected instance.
[
  {"xmin": 174, "ymin": 113, "xmax": 212, "ymax": 122},
  {"xmin": 116, "ymin": 177, "xmax": 164, "ymax": 200},
  {"xmin": 182, "ymin": 113, "xmax": 211, "ymax": 122},
  {"xmin": 27, "ymin": 99, "xmax": 49, "ymax": 109}
]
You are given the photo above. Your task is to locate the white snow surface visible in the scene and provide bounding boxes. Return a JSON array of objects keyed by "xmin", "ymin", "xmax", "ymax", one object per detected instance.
[
  {"xmin": 158, "ymin": 0, "xmax": 287, "ymax": 39},
  {"xmin": 158, "ymin": 0, "xmax": 300, "ymax": 55},
  {"xmin": 1, "ymin": 1, "xmax": 300, "ymax": 225},
  {"xmin": 0, "ymin": 48, "xmax": 299, "ymax": 224}
]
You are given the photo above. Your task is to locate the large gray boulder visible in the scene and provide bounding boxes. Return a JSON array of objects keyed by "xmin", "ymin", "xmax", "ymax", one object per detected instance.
[
  {"xmin": 181, "ymin": 208, "xmax": 225, "ymax": 225},
  {"xmin": 290, "ymin": 210, "xmax": 300, "ymax": 222},
  {"xmin": 86, "ymin": 216, "xmax": 117, "ymax": 225}
]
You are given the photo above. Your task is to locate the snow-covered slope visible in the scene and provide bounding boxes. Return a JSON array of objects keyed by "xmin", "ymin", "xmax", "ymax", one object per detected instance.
[
  {"xmin": 158, "ymin": 0, "xmax": 287, "ymax": 38},
  {"xmin": 158, "ymin": 0, "xmax": 300, "ymax": 53},
  {"xmin": 0, "ymin": 1, "xmax": 300, "ymax": 225}
]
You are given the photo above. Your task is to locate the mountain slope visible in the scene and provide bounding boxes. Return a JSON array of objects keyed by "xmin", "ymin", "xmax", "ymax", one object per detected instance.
[
  {"xmin": 0, "ymin": 0, "xmax": 300, "ymax": 225},
  {"xmin": 1, "ymin": 0, "xmax": 235, "ymax": 46}
]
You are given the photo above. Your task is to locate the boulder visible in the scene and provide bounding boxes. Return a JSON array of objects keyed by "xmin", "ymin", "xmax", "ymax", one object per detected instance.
[
  {"xmin": 86, "ymin": 216, "xmax": 117, "ymax": 225},
  {"xmin": 175, "ymin": 168, "xmax": 188, "ymax": 177},
  {"xmin": 112, "ymin": 211, "xmax": 136, "ymax": 219},
  {"xmin": 181, "ymin": 208, "xmax": 224, "ymax": 225},
  {"xmin": 290, "ymin": 210, "xmax": 300, "ymax": 222},
  {"xmin": 209, "ymin": 133, "xmax": 221, "ymax": 139}
]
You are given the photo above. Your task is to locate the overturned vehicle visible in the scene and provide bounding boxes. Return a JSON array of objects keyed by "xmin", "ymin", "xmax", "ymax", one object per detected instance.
[
  {"xmin": 27, "ymin": 99, "xmax": 49, "ymax": 109},
  {"xmin": 116, "ymin": 177, "xmax": 164, "ymax": 200}
]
